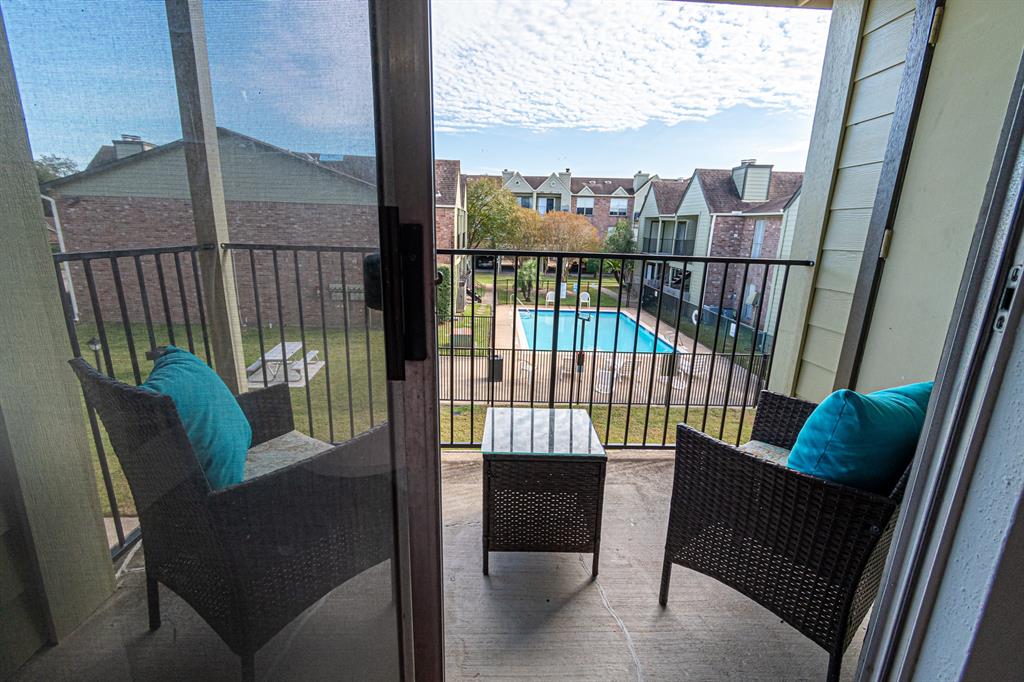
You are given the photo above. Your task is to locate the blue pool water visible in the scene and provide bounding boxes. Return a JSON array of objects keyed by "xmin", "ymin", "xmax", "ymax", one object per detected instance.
[{"xmin": 517, "ymin": 310, "xmax": 675, "ymax": 353}]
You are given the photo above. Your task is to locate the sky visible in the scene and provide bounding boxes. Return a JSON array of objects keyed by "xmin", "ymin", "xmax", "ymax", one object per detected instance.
[{"xmin": 3, "ymin": 0, "xmax": 830, "ymax": 179}]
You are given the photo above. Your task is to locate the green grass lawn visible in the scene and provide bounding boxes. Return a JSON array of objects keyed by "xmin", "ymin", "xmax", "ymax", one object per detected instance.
[
  {"xmin": 471, "ymin": 272, "xmax": 623, "ymax": 308},
  {"xmin": 439, "ymin": 403, "xmax": 755, "ymax": 448},
  {"xmin": 437, "ymin": 304, "xmax": 494, "ymax": 356}
]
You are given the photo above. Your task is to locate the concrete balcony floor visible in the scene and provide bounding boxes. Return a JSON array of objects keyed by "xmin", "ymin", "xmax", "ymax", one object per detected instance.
[{"xmin": 16, "ymin": 452, "xmax": 863, "ymax": 681}]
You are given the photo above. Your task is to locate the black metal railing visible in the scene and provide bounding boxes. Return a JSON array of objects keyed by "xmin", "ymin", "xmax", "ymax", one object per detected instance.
[
  {"xmin": 53, "ymin": 240, "xmax": 811, "ymax": 558},
  {"xmin": 436, "ymin": 248, "xmax": 812, "ymax": 449},
  {"xmin": 53, "ymin": 243, "xmax": 213, "ymax": 559},
  {"xmin": 52, "ymin": 241, "xmax": 387, "ymax": 560},
  {"xmin": 220, "ymin": 242, "xmax": 387, "ymax": 446}
]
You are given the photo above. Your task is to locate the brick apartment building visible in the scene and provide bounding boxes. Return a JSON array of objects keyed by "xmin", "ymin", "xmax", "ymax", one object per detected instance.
[
  {"xmin": 469, "ymin": 168, "xmax": 657, "ymax": 239},
  {"xmin": 434, "ymin": 158, "xmax": 468, "ymax": 311},
  {"xmin": 635, "ymin": 160, "xmax": 803, "ymax": 333},
  {"xmin": 43, "ymin": 128, "xmax": 379, "ymax": 328}
]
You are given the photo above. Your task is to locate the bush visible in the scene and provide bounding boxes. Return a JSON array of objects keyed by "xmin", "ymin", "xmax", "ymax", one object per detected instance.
[
  {"xmin": 436, "ymin": 265, "xmax": 452, "ymax": 322},
  {"xmin": 584, "ymin": 258, "xmax": 600, "ymax": 274}
]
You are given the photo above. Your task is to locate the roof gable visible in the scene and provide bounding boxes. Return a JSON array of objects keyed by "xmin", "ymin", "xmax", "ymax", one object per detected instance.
[
  {"xmin": 695, "ymin": 167, "xmax": 804, "ymax": 214},
  {"xmin": 43, "ymin": 127, "xmax": 376, "ymax": 204},
  {"xmin": 503, "ymin": 172, "xmax": 535, "ymax": 193},
  {"xmin": 535, "ymin": 172, "xmax": 570, "ymax": 194},
  {"xmin": 651, "ymin": 178, "xmax": 690, "ymax": 215}
]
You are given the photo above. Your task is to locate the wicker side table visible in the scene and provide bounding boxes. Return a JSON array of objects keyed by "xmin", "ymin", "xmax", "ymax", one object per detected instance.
[{"xmin": 481, "ymin": 407, "xmax": 607, "ymax": 576}]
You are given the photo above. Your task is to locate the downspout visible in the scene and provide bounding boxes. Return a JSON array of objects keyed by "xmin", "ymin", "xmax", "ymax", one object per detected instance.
[{"xmin": 41, "ymin": 193, "xmax": 78, "ymax": 320}]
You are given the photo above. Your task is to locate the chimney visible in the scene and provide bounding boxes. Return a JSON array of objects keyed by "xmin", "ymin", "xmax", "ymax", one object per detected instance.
[
  {"xmin": 557, "ymin": 168, "xmax": 571, "ymax": 188},
  {"xmin": 633, "ymin": 170, "xmax": 650, "ymax": 192},
  {"xmin": 112, "ymin": 134, "xmax": 154, "ymax": 160},
  {"xmin": 731, "ymin": 159, "xmax": 773, "ymax": 202},
  {"xmin": 501, "ymin": 168, "xmax": 513, "ymax": 184}
]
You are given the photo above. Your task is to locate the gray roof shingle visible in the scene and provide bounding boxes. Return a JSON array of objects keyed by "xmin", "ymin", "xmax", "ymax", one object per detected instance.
[
  {"xmin": 651, "ymin": 178, "xmax": 691, "ymax": 214},
  {"xmin": 695, "ymin": 168, "xmax": 803, "ymax": 214},
  {"xmin": 570, "ymin": 177, "xmax": 634, "ymax": 195}
]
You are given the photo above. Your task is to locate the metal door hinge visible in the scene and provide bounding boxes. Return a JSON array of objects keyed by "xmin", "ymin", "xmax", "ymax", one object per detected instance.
[
  {"xmin": 993, "ymin": 264, "xmax": 1022, "ymax": 333},
  {"xmin": 928, "ymin": 5, "xmax": 944, "ymax": 47},
  {"xmin": 880, "ymin": 228, "xmax": 894, "ymax": 259}
]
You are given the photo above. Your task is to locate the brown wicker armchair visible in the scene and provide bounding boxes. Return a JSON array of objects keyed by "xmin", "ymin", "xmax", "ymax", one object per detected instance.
[
  {"xmin": 70, "ymin": 359, "xmax": 394, "ymax": 681},
  {"xmin": 659, "ymin": 391, "xmax": 908, "ymax": 682}
]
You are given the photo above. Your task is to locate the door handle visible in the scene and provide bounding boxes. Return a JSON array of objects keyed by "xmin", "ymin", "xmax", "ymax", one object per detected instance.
[
  {"xmin": 370, "ymin": 210, "xmax": 428, "ymax": 381},
  {"xmin": 363, "ymin": 252, "xmax": 384, "ymax": 311}
]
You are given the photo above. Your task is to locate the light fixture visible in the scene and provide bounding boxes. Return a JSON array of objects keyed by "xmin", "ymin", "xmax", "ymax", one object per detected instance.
[{"xmin": 87, "ymin": 336, "xmax": 101, "ymax": 353}]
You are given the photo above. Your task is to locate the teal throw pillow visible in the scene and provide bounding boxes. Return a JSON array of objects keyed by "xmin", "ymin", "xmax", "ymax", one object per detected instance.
[
  {"xmin": 142, "ymin": 346, "xmax": 252, "ymax": 490},
  {"xmin": 787, "ymin": 381, "xmax": 933, "ymax": 494}
]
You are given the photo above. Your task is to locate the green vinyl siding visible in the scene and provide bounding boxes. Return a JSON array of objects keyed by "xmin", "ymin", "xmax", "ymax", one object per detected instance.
[
  {"xmin": 676, "ymin": 175, "xmax": 713, "ymax": 305},
  {"xmin": 794, "ymin": 0, "xmax": 915, "ymax": 400},
  {"xmin": 855, "ymin": 0, "xmax": 1024, "ymax": 391}
]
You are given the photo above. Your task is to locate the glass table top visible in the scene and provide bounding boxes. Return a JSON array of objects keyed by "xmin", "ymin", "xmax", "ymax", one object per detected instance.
[{"xmin": 481, "ymin": 408, "xmax": 606, "ymax": 458}]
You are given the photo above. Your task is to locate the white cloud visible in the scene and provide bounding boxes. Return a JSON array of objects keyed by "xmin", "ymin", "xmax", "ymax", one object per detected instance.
[
  {"xmin": 431, "ymin": 0, "xmax": 830, "ymax": 133},
  {"xmin": 214, "ymin": 0, "xmax": 375, "ymax": 139}
]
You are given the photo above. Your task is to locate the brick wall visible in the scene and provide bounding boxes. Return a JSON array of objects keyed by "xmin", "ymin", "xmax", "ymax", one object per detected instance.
[
  {"xmin": 434, "ymin": 206, "xmax": 455, "ymax": 251},
  {"xmin": 55, "ymin": 194, "xmax": 379, "ymax": 329},
  {"xmin": 569, "ymin": 195, "xmax": 634, "ymax": 239},
  {"xmin": 702, "ymin": 214, "xmax": 783, "ymax": 332}
]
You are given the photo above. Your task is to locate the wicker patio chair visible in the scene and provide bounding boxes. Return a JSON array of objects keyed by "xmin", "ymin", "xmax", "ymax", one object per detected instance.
[
  {"xmin": 70, "ymin": 359, "xmax": 394, "ymax": 681},
  {"xmin": 659, "ymin": 390, "xmax": 908, "ymax": 682}
]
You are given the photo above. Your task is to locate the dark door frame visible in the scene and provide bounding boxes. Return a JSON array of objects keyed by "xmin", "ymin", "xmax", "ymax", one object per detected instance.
[
  {"xmin": 833, "ymin": 0, "xmax": 945, "ymax": 390},
  {"xmin": 370, "ymin": 0, "xmax": 445, "ymax": 678}
]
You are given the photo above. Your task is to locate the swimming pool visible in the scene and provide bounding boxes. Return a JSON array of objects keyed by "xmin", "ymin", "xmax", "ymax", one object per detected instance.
[{"xmin": 517, "ymin": 310, "xmax": 675, "ymax": 353}]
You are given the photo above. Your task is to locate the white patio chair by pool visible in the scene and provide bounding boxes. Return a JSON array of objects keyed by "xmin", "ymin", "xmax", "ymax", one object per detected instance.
[
  {"xmin": 594, "ymin": 367, "xmax": 614, "ymax": 395},
  {"xmin": 545, "ymin": 291, "xmax": 555, "ymax": 306},
  {"xmin": 560, "ymin": 355, "xmax": 580, "ymax": 378},
  {"xmin": 656, "ymin": 353, "xmax": 690, "ymax": 391},
  {"xmin": 605, "ymin": 355, "xmax": 632, "ymax": 382},
  {"xmin": 579, "ymin": 291, "xmax": 591, "ymax": 308}
]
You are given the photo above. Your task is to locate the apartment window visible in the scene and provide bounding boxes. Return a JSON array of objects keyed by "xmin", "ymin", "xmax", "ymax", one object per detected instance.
[
  {"xmin": 752, "ymin": 219, "xmax": 766, "ymax": 258},
  {"xmin": 575, "ymin": 197, "xmax": 594, "ymax": 216},
  {"xmin": 517, "ymin": 196, "xmax": 532, "ymax": 209},
  {"xmin": 609, "ymin": 198, "xmax": 628, "ymax": 216},
  {"xmin": 537, "ymin": 196, "xmax": 557, "ymax": 214}
]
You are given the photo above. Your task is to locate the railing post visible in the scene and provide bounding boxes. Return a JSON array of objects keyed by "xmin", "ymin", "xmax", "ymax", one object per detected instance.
[
  {"xmin": 548, "ymin": 255, "xmax": 564, "ymax": 407},
  {"xmin": 166, "ymin": 0, "xmax": 247, "ymax": 393}
]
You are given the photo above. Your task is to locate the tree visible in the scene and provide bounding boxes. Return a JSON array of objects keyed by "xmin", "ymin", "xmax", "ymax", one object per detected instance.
[
  {"xmin": 532, "ymin": 209, "xmax": 602, "ymax": 278},
  {"xmin": 603, "ymin": 219, "xmax": 637, "ymax": 288},
  {"xmin": 508, "ymin": 206, "xmax": 545, "ymax": 250},
  {"xmin": 35, "ymin": 154, "xmax": 79, "ymax": 183},
  {"xmin": 538, "ymin": 212, "xmax": 601, "ymax": 253},
  {"xmin": 515, "ymin": 258, "xmax": 538, "ymax": 301},
  {"xmin": 466, "ymin": 178, "xmax": 519, "ymax": 248},
  {"xmin": 436, "ymin": 264, "xmax": 452, "ymax": 323}
]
